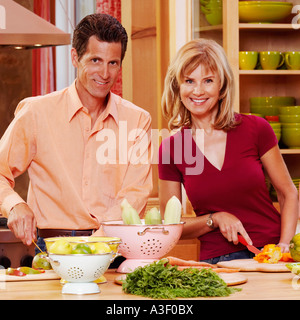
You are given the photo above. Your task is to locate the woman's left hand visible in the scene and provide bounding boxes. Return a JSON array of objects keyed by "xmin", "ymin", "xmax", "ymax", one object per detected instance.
[{"xmin": 277, "ymin": 242, "xmax": 290, "ymax": 253}]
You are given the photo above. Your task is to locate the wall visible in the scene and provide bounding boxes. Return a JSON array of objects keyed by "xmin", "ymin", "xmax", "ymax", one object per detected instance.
[{"xmin": 0, "ymin": 0, "xmax": 33, "ymax": 201}]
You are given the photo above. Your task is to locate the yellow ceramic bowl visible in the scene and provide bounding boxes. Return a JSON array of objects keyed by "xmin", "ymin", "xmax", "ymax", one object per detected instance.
[
  {"xmin": 44, "ymin": 236, "xmax": 121, "ymax": 256},
  {"xmin": 239, "ymin": 1, "xmax": 293, "ymax": 23}
]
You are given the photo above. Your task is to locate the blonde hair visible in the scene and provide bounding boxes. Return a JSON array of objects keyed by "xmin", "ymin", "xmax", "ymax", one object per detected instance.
[{"xmin": 162, "ymin": 38, "xmax": 237, "ymax": 131}]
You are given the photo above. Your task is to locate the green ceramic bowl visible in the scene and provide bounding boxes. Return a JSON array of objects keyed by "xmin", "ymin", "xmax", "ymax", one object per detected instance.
[
  {"xmin": 239, "ymin": 1, "xmax": 293, "ymax": 23},
  {"xmin": 279, "ymin": 115, "xmax": 300, "ymax": 123},
  {"xmin": 201, "ymin": 6, "xmax": 223, "ymax": 25},
  {"xmin": 241, "ymin": 113, "xmax": 264, "ymax": 117},
  {"xmin": 250, "ymin": 96, "xmax": 296, "ymax": 106},
  {"xmin": 281, "ymin": 128, "xmax": 300, "ymax": 148},
  {"xmin": 274, "ymin": 132, "xmax": 281, "ymax": 142},
  {"xmin": 281, "ymin": 123, "xmax": 300, "ymax": 129},
  {"xmin": 269, "ymin": 122, "xmax": 281, "ymax": 129},
  {"xmin": 250, "ymin": 105, "xmax": 279, "ymax": 116},
  {"xmin": 278, "ymin": 106, "xmax": 300, "ymax": 115}
]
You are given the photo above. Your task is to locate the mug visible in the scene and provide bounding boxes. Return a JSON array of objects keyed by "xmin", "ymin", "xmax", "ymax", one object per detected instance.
[
  {"xmin": 259, "ymin": 51, "xmax": 284, "ymax": 70},
  {"xmin": 285, "ymin": 51, "xmax": 300, "ymax": 70},
  {"xmin": 239, "ymin": 51, "xmax": 258, "ymax": 70}
]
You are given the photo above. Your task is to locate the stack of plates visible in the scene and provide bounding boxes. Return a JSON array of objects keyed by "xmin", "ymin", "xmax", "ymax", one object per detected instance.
[
  {"xmin": 269, "ymin": 178, "xmax": 300, "ymax": 201},
  {"xmin": 292, "ymin": 178, "xmax": 300, "ymax": 191}
]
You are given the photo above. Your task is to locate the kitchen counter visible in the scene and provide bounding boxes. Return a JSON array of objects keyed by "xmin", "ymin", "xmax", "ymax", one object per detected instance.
[{"xmin": 0, "ymin": 269, "xmax": 299, "ymax": 300}]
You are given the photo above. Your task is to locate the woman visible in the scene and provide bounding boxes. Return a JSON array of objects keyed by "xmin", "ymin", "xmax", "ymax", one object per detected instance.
[{"xmin": 158, "ymin": 39, "xmax": 299, "ymax": 263}]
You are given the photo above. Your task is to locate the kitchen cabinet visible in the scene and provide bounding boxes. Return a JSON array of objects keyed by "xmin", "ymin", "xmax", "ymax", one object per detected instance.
[{"xmin": 190, "ymin": 0, "xmax": 300, "ymax": 203}]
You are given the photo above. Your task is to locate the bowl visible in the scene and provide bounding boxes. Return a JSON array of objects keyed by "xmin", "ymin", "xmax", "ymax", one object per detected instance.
[
  {"xmin": 102, "ymin": 220, "xmax": 185, "ymax": 273},
  {"xmin": 239, "ymin": 1, "xmax": 293, "ymax": 23},
  {"xmin": 281, "ymin": 123, "xmax": 300, "ymax": 128},
  {"xmin": 269, "ymin": 122, "xmax": 281, "ymax": 130},
  {"xmin": 241, "ymin": 113, "xmax": 264, "ymax": 117},
  {"xmin": 250, "ymin": 96, "xmax": 296, "ymax": 106},
  {"xmin": 250, "ymin": 105, "xmax": 279, "ymax": 116},
  {"xmin": 278, "ymin": 106, "xmax": 300, "ymax": 115},
  {"xmin": 44, "ymin": 236, "xmax": 121, "ymax": 260},
  {"xmin": 279, "ymin": 115, "xmax": 300, "ymax": 123},
  {"xmin": 48, "ymin": 252, "xmax": 113, "ymax": 294},
  {"xmin": 274, "ymin": 132, "xmax": 281, "ymax": 142},
  {"xmin": 200, "ymin": 5, "xmax": 222, "ymax": 25},
  {"xmin": 265, "ymin": 115, "xmax": 279, "ymax": 122},
  {"xmin": 281, "ymin": 128, "xmax": 300, "ymax": 148}
]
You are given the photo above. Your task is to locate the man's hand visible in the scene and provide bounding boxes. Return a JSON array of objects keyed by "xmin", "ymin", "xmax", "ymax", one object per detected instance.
[{"xmin": 7, "ymin": 203, "xmax": 36, "ymax": 246}]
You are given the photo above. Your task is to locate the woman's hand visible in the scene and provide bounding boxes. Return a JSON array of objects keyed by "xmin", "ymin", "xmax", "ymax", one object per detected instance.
[
  {"xmin": 277, "ymin": 242, "xmax": 290, "ymax": 253},
  {"xmin": 213, "ymin": 211, "xmax": 252, "ymax": 245}
]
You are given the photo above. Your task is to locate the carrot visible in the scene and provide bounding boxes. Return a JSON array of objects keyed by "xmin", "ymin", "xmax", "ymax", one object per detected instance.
[
  {"xmin": 176, "ymin": 266, "xmax": 240, "ymax": 273},
  {"xmin": 166, "ymin": 256, "xmax": 214, "ymax": 268}
]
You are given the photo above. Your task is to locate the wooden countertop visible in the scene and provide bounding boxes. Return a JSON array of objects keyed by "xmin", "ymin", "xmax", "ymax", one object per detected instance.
[{"xmin": 0, "ymin": 269, "xmax": 299, "ymax": 300}]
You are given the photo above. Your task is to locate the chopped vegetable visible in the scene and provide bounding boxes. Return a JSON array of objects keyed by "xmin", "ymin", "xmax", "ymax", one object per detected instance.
[
  {"xmin": 17, "ymin": 267, "xmax": 45, "ymax": 274},
  {"xmin": 121, "ymin": 199, "xmax": 141, "ymax": 224},
  {"xmin": 145, "ymin": 207, "xmax": 162, "ymax": 225},
  {"xmin": 122, "ymin": 260, "xmax": 241, "ymax": 299},
  {"xmin": 280, "ymin": 252, "xmax": 294, "ymax": 262},
  {"xmin": 6, "ymin": 268, "xmax": 26, "ymax": 277},
  {"xmin": 254, "ymin": 244, "xmax": 283, "ymax": 263},
  {"xmin": 163, "ymin": 196, "xmax": 182, "ymax": 224}
]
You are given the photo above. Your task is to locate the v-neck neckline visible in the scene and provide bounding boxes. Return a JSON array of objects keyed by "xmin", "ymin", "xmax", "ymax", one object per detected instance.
[{"xmin": 187, "ymin": 127, "xmax": 229, "ymax": 172}]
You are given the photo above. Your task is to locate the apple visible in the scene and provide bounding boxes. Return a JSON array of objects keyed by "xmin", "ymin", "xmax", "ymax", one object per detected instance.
[
  {"xmin": 49, "ymin": 239, "xmax": 72, "ymax": 254},
  {"xmin": 89, "ymin": 242, "xmax": 112, "ymax": 254},
  {"xmin": 71, "ymin": 243, "xmax": 92, "ymax": 254},
  {"xmin": 32, "ymin": 252, "xmax": 52, "ymax": 270}
]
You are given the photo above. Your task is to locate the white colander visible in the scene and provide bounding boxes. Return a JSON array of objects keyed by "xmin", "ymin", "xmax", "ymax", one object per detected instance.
[
  {"xmin": 102, "ymin": 220, "xmax": 185, "ymax": 273},
  {"xmin": 48, "ymin": 252, "xmax": 113, "ymax": 294}
]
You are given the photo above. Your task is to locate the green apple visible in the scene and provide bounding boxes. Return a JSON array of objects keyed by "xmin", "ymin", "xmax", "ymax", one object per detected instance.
[
  {"xmin": 32, "ymin": 252, "xmax": 52, "ymax": 270},
  {"xmin": 71, "ymin": 243, "xmax": 92, "ymax": 254},
  {"xmin": 89, "ymin": 242, "xmax": 112, "ymax": 254},
  {"xmin": 49, "ymin": 239, "xmax": 72, "ymax": 254}
]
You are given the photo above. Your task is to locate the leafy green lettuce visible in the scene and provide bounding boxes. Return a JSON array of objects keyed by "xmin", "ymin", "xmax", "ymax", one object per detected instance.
[{"xmin": 122, "ymin": 260, "xmax": 241, "ymax": 299}]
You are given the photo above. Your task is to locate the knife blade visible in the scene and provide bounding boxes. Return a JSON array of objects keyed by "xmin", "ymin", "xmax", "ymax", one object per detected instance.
[{"xmin": 238, "ymin": 235, "xmax": 261, "ymax": 255}]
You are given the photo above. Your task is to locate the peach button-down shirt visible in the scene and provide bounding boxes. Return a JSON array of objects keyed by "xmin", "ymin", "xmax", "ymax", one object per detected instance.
[{"xmin": 0, "ymin": 81, "xmax": 152, "ymax": 230}]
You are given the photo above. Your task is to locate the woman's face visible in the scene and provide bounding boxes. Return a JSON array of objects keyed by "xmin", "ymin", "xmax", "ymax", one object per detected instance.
[{"xmin": 179, "ymin": 64, "xmax": 221, "ymax": 120}]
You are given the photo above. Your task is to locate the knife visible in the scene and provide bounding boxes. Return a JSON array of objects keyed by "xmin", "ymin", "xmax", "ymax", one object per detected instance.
[{"xmin": 238, "ymin": 235, "xmax": 261, "ymax": 255}]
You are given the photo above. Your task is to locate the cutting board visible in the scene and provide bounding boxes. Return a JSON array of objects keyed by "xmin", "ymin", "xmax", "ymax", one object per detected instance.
[
  {"xmin": 217, "ymin": 259, "xmax": 289, "ymax": 272},
  {"xmin": 114, "ymin": 272, "xmax": 247, "ymax": 286},
  {"xmin": 0, "ymin": 270, "xmax": 60, "ymax": 282}
]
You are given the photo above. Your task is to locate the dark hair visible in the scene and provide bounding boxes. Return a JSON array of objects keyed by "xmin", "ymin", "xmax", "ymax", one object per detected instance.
[{"xmin": 72, "ymin": 13, "xmax": 128, "ymax": 62}]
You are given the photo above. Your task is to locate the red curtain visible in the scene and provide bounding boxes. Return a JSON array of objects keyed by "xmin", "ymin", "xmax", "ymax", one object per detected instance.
[
  {"xmin": 96, "ymin": 0, "xmax": 123, "ymax": 97},
  {"xmin": 32, "ymin": 0, "xmax": 55, "ymax": 96}
]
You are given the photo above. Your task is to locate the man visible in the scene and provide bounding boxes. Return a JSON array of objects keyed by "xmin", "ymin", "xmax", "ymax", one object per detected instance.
[{"xmin": 0, "ymin": 14, "xmax": 152, "ymax": 247}]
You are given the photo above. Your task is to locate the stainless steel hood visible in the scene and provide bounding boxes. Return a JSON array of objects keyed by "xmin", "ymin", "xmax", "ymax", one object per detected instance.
[{"xmin": 0, "ymin": 0, "xmax": 71, "ymax": 49}]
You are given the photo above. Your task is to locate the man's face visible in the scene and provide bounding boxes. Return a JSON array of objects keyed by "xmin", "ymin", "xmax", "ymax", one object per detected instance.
[{"xmin": 71, "ymin": 36, "xmax": 122, "ymax": 105}]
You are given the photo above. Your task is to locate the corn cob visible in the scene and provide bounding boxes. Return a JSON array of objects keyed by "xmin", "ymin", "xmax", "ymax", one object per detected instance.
[
  {"xmin": 163, "ymin": 196, "xmax": 182, "ymax": 224},
  {"xmin": 145, "ymin": 207, "xmax": 162, "ymax": 225},
  {"xmin": 121, "ymin": 199, "xmax": 142, "ymax": 225}
]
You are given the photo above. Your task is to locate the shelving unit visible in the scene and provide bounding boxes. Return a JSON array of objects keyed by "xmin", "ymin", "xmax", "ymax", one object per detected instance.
[{"xmin": 190, "ymin": 0, "xmax": 300, "ymax": 200}]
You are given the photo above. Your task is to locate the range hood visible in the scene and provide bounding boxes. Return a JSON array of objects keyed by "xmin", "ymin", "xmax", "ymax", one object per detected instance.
[{"xmin": 0, "ymin": 0, "xmax": 71, "ymax": 49}]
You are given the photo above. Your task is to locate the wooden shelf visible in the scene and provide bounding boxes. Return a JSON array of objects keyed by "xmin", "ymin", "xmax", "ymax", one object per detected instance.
[
  {"xmin": 240, "ymin": 70, "xmax": 300, "ymax": 75},
  {"xmin": 280, "ymin": 149, "xmax": 300, "ymax": 154},
  {"xmin": 195, "ymin": 25, "xmax": 223, "ymax": 32},
  {"xmin": 239, "ymin": 23, "xmax": 300, "ymax": 30}
]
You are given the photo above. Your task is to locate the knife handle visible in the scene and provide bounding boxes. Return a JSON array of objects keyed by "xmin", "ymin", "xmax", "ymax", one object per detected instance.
[{"xmin": 237, "ymin": 234, "xmax": 248, "ymax": 246}]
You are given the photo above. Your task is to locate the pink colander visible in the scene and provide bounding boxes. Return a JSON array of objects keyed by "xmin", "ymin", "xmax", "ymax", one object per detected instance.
[{"xmin": 102, "ymin": 220, "xmax": 185, "ymax": 273}]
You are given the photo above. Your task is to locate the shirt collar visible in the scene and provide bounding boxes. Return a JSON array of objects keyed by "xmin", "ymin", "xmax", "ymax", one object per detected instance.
[{"xmin": 67, "ymin": 80, "xmax": 119, "ymax": 125}]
